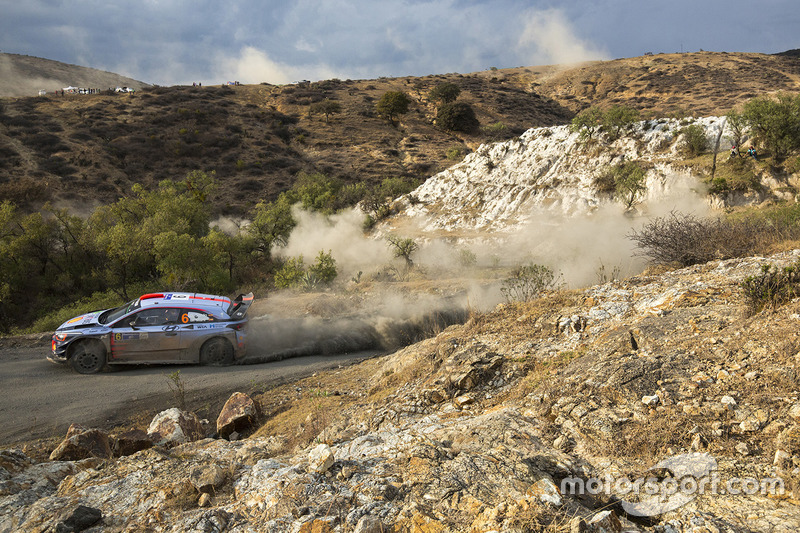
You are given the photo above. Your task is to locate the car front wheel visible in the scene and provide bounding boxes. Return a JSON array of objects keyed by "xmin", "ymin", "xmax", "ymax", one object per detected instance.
[
  {"xmin": 70, "ymin": 340, "xmax": 107, "ymax": 374},
  {"xmin": 199, "ymin": 338, "xmax": 234, "ymax": 366}
]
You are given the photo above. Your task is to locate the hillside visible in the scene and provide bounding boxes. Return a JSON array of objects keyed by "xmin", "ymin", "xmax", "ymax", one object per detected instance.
[
  {"xmin": 0, "ymin": 53, "xmax": 149, "ymax": 98},
  {"xmin": 1, "ymin": 51, "xmax": 799, "ymax": 215},
  {"xmin": 5, "ymin": 248, "xmax": 800, "ymax": 531}
]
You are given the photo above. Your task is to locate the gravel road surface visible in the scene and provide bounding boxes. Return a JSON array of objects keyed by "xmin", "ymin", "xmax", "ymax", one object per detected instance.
[{"xmin": 0, "ymin": 338, "xmax": 377, "ymax": 446}]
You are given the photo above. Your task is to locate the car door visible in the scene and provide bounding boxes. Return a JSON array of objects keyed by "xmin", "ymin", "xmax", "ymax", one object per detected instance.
[
  {"xmin": 110, "ymin": 307, "xmax": 183, "ymax": 362},
  {"xmin": 177, "ymin": 308, "xmax": 225, "ymax": 362}
]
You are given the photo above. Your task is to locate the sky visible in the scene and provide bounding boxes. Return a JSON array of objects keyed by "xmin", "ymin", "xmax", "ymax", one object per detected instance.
[{"xmin": 1, "ymin": 0, "xmax": 798, "ymax": 86}]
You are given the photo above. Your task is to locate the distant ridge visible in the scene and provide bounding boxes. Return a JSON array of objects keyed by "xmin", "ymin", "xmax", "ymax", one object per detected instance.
[{"xmin": 0, "ymin": 53, "xmax": 149, "ymax": 97}]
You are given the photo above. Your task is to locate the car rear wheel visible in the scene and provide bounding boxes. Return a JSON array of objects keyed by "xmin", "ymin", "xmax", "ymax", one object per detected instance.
[
  {"xmin": 70, "ymin": 340, "xmax": 107, "ymax": 374},
  {"xmin": 200, "ymin": 337, "xmax": 234, "ymax": 366}
]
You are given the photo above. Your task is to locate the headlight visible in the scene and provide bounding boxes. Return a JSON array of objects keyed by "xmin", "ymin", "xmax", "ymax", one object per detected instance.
[{"xmin": 54, "ymin": 332, "xmax": 76, "ymax": 341}]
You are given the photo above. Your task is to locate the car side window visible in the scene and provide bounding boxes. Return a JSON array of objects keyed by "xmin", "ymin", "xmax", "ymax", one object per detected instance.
[
  {"xmin": 180, "ymin": 309, "xmax": 216, "ymax": 323},
  {"xmin": 128, "ymin": 308, "xmax": 179, "ymax": 328}
]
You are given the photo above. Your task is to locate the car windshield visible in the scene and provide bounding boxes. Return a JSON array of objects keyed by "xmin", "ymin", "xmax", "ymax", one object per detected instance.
[{"xmin": 98, "ymin": 300, "xmax": 140, "ymax": 324}]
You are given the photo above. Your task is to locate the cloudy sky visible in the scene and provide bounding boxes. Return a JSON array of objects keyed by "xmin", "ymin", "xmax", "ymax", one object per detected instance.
[{"xmin": 1, "ymin": 0, "xmax": 797, "ymax": 85}]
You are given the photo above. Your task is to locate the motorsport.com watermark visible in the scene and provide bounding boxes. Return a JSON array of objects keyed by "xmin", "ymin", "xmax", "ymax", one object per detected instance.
[{"xmin": 560, "ymin": 453, "xmax": 785, "ymax": 517}]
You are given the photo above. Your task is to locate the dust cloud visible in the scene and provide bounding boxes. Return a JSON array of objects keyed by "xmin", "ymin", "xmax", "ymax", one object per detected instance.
[{"xmin": 241, "ymin": 170, "xmax": 709, "ymax": 362}]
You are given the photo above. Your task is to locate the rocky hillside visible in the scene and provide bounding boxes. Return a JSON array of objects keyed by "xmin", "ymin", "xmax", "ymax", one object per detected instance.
[
  {"xmin": 1, "ymin": 51, "xmax": 799, "ymax": 215},
  {"xmin": 385, "ymin": 115, "xmax": 797, "ymax": 238},
  {"xmin": 4, "ymin": 248, "xmax": 800, "ymax": 532}
]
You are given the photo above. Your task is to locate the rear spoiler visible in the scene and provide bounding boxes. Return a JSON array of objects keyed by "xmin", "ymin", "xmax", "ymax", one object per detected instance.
[{"xmin": 228, "ymin": 292, "xmax": 254, "ymax": 320}]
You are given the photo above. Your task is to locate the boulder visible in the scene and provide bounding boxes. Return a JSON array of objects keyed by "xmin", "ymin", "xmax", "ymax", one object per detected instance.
[
  {"xmin": 49, "ymin": 424, "xmax": 112, "ymax": 461},
  {"xmin": 308, "ymin": 443, "xmax": 335, "ymax": 474},
  {"xmin": 54, "ymin": 504, "xmax": 102, "ymax": 533},
  {"xmin": 189, "ymin": 464, "xmax": 226, "ymax": 493},
  {"xmin": 147, "ymin": 408, "xmax": 204, "ymax": 446},
  {"xmin": 111, "ymin": 429, "xmax": 153, "ymax": 457},
  {"xmin": 216, "ymin": 392, "xmax": 260, "ymax": 438}
]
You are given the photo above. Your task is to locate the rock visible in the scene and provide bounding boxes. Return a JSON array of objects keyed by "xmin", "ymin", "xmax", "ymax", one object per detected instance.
[
  {"xmin": 735, "ymin": 442, "xmax": 750, "ymax": 456},
  {"xmin": 111, "ymin": 429, "xmax": 153, "ymax": 457},
  {"xmin": 642, "ymin": 394, "xmax": 660, "ymax": 407},
  {"xmin": 216, "ymin": 392, "xmax": 260, "ymax": 438},
  {"xmin": 308, "ymin": 443, "xmax": 335, "ymax": 474},
  {"xmin": 298, "ymin": 518, "xmax": 336, "ymax": 533},
  {"xmin": 198, "ymin": 492, "xmax": 212, "ymax": 507},
  {"xmin": 587, "ymin": 509, "xmax": 621, "ymax": 532},
  {"xmin": 721, "ymin": 395, "xmax": 737, "ymax": 409},
  {"xmin": 774, "ymin": 449, "xmax": 791, "ymax": 468},
  {"xmin": 455, "ymin": 394, "xmax": 474, "ymax": 407},
  {"xmin": 744, "ymin": 371, "xmax": 759, "ymax": 380},
  {"xmin": 739, "ymin": 418, "xmax": 762, "ymax": 433},
  {"xmin": 54, "ymin": 505, "xmax": 102, "ymax": 533},
  {"xmin": 353, "ymin": 515, "xmax": 385, "ymax": 533},
  {"xmin": 147, "ymin": 408, "xmax": 204, "ymax": 445},
  {"xmin": 570, "ymin": 517, "xmax": 588, "ymax": 533},
  {"xmin": 789, "ymin": 403, "xmax": 800, "ymax": 420},
  {"xmin": 189, "ymin": 464, "xmax": 226, "ymax": 493},
  {"xmin": 49, "ymin": 424, "xmax": 112, "ymax": 461}
]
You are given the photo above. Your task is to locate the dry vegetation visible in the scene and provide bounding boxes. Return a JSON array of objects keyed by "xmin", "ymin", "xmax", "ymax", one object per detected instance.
[{"xmin": 2, "ymin": 51, "xmax": 799, "ymax": 216}]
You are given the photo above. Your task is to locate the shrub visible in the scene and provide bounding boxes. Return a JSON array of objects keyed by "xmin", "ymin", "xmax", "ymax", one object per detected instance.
[
  {"xmin": 376, "ymin": 91, "xmax": 411, "ymax": 124},
  {"xmin": 446, "ymin": 146, "xmax": 464, "ymax": 160},
  {"xmin": 387, "ymin": 235, "xmax": 418, "ymax": 267},
  {"xmin": 609, "ymin": 161, "xmax": 647, "ymax": 209},
  {"xmin": 742, "ymin": 93, "xmax": 800, "ymax": 160},
  {"xmin": 602, "ymin": 105, "xmax": 640, "ymax": 140},
  {"xmin": 679, "ymin": 124, "xmax": 708, "ymax": 156},
  {"xmin": 308, "ymin": 250, "xmax": 337, "ymax": 286},
  {"xmin": 428, "ymin": 82, "xmax": 460, "ymax": 105},
  {"xmin": 500, "ymin": 264, "xmax": 562, "ymax": 303},
  {"xmin": 629, "ymin": 212, "xmax": 762, "ymax": 267},
  {"xmin": 482, "ymin": 122, "xmax": 509, "ymax": 140},
  {"xmin": 274, "ymin": 256, "xmax": 306, "ymax": 289},
  {"xmin": 436, "ymin": 102, "xmax": 479, "ymax": 133},
  {"xmin": 741, "ymin": 261, "xmax": 800, "ymax": 315}
]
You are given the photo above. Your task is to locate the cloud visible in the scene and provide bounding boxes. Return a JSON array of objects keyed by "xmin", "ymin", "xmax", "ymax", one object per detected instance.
[
  {"xmin": 517, "ymin": 8, "xmax": 610, "ymax": 65},
  {"xmin": 211, "ymin": 46, "xmax": 345, "ymax": 85}
]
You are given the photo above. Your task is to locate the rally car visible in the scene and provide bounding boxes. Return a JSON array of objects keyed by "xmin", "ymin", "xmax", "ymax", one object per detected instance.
[{"xmin": 49, "ymin": 292, "xmax": 254, "ymax": 374}]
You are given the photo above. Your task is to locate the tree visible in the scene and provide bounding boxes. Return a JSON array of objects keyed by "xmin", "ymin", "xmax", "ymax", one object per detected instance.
[
  {"xmin": 570, "ymin": 107, "xmax": 604, "ymax": 140},
  {"xmin": 602, "ymin": 105, "xmax": 640, "ymax": 140},
  {"xmin": 679, "ymin": 124, "xmax": 708, "ymax": 156},
  {"xmin": 387, "ymin": 235, "xmax": 418, "ymax": 267},
  {"xmin": 428, "ymin": 82, "xmax": 460, "ymax": 106},
  {"xmin": 309, "ymin": 98, "xmax": 342, "ymax": 123},
  {"xmin": 247, "ymin": 194, "xmax": 296, "ymax": 258},
  {"xmin": 611, "ymin": 161, "xmax": 647, "ymax": 210},
  {"xmin": 376, "ymin": 91, "xmax": 411, "ymax": 125},
  {"xmin": 726, "ymin": 109, "xmax": 748, "ymax": 149},
  {"xmin": 742, "ymin": 93, "xmax": 800, "ymax": 160},
  {"xmin": 436, "ymin": 102, "xmax": 479, "ymax": 133}
]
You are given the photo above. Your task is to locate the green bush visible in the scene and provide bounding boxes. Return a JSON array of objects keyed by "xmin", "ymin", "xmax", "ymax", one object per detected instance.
[
  {"xmin": 376, "ymin": 91, "xmax": 411, "ymax": 124},
  {"xmin": 428, "ymin": 83, "xmax": 460, "ymax": 105},
  {"xmin": 679, "ymin": 124, "xmax": 708, "ymax": 156},
  {"xmin": 274, "ymin": 256, "xmax": 306, "ymax": 289},
  {"xmin": 436, "ymin": 102, "xmax": 479, "ymax": 133},
  {"xmin": 741, "ymin": 261, "xmax": 800, "ymax": 315},
  {"xmin": 743, "ymin": 93, "xmax": 800, "ymax": 160},
  {"xmin": 609, "ymin": 161, "xmax": 647, "ymax": 209},
  {"xmin": 309, "ymin": 250, "xmax": 337, "ymax": 286}
]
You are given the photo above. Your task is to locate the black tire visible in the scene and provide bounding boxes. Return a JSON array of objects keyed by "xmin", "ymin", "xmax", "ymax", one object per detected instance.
[
  {"xmin": 199, "ymin": 337, "xmax": 234, "ymax": 366},
  {"xmin": 69, "ymin": 340, "xmax": 107, "ymax": 374}
]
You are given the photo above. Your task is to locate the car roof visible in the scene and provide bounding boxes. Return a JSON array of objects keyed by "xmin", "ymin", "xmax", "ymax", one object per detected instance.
[{"xmin": 136, "ymin": 293, "xmax": 232, "ymax": 312}]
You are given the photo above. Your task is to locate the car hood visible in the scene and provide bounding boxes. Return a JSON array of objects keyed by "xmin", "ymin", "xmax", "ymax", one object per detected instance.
[{"xmin": 56, "ymin": 310, "xmax": 107, "ymax": 331}]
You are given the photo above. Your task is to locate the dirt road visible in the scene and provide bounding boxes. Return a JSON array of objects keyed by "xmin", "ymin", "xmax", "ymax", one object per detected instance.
[{"xmin": 0, "ymin": 339, "xmax": 378, "ymax": 446}]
